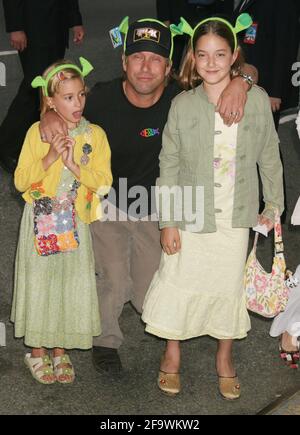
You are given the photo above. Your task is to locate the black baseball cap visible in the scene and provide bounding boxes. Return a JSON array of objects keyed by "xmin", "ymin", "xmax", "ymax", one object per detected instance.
[{"xmin": 125, "ymin": 19, "xmax": 173, "ymax": 59}]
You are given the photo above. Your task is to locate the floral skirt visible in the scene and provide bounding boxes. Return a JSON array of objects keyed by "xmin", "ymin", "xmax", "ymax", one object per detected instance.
[{"xmin": 11, "ymin": 202, "xmax": 101, "ymax": 350}]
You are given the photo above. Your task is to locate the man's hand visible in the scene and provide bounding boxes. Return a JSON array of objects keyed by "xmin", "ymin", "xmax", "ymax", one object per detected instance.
[
  {"xmin": 10, "ymin": 31, "xmax": 27, "ymax": 51},
  {"xmin": 270, "ymin": 97, "xmax": 282, "ymax": 113},
  {"xmin": 161, "ymin": 227, "xmax": 181, "ymax": 256},
  {"xmin": 72, "ymin": 26, "xmax": 85, "ymax": 44},
  {"xmin": 40, "ymin": 111, "xmax": 68, "ymax": 143},
  {"xmin": 216, "ymin": 77, "xmax": 248, "ymax": 126}
]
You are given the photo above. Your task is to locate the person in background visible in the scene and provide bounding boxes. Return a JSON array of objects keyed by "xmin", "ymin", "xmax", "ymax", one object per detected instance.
[
  {"xmin": 234, "ymin": 0, "xmax": 300, "ymax": 130},
  {"xmin": 0, "ymin": 0, "xmax": 84, "ymax": 173}
]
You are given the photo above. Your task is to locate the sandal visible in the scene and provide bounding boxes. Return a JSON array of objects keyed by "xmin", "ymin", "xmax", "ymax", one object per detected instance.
[
  {"xmin": 52, "ymin": 354, "xmax": 75, "ymax": 384},
  {"xmin": 279, "ymin": 344, "xmax": 299, "ymax": 369},
  {"xmin": 24, "ymin": 353, "xmax": 56, "ymax": 385},
  {"xmin": 158, "ymin": 370, "xmax": 180, "ymax": 396},
  {"xmin": 218, "ymin": 375, "xmax": 241, "ymax": 401}
]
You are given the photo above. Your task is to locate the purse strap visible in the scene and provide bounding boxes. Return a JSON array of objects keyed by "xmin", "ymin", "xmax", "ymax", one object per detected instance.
[{"xmin": 253, "ymin": 210, "xmax": 284, "ymax": 257}]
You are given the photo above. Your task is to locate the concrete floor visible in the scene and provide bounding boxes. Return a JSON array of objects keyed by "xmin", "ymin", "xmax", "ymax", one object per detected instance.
[{"xmin": 0, "ymin": 0, "xmax": 300, "ymax": 416}]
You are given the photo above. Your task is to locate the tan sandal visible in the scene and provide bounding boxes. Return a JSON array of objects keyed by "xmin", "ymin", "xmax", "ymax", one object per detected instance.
[
  {"xmin": 52, "ymin": 354, "xmax": 75, "ymax": 384},
  {"xmin": 218, "ymin": 376, "xmax": 241, "ymax": 401},
  {"xmin": 24, "ymin": 353, "xmax": 56, "ymax": 385},
  {"xmin": 158, "ymin": 370, "xmax": 180, "ymax": 396}
]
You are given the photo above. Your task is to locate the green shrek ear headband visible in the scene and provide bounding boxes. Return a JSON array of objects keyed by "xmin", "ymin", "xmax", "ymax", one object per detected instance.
[
  {"xmin": 118, "ymin": 16, "xmax": 183, "ymax": 60},
  {"xmin": 178, "ymin": 13, "xmax": 253, "ymax": 51},
  {"xmin": 31, "ymin": 57, "xmax": 94, "ymax": 97}
]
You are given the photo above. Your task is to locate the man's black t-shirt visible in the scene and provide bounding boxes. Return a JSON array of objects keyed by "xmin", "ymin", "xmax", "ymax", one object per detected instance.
[{"xmin": 84, "ymin": 78, "xmax": 181, "ymax": 214}]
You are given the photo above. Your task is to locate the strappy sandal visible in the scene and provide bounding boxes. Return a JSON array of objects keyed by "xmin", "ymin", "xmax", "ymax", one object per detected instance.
[
  {"xmin": 24, "ymin": 353, "xmax": 56, "ymax": 385},
  {"xmin": 52, "ymin": 354, "xmax": 75, "ymax": 384},
  {"xmin": 218, "ymin": 375, "xmax": 241, "ymax": 401},
  {"xmin": 279, "ymin": 344, "xmax": 299, "ymax": 369},
  {"xmin": 158, "ymin": 370, "xmax": 181, "ymax": 396}
]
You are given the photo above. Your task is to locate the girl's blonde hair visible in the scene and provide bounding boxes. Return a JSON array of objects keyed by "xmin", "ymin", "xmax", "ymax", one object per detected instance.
[
  {"xmin": 179, "ymin": 20, "xmax": 244, "ymax": 91},
  {"xmin": 40, "ymin": 59, "xmax": 86, "ymax": 115}
]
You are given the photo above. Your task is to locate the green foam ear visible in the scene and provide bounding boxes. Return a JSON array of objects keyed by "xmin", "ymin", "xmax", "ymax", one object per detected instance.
[
  {"xmin": 31, "ymin": 76, "xmax": 46, "ymax": 89},
  {"xmin": 178, "ymin": 17, "xmax": 194, "ymax": 37},
  {"xmin": 234, "ymin": 13, "xmax": 253, "ymax": 34},
  {"xmin": 79, "ymin": 57, "xmax": 94, "ymax": 77},
  {"xmin": 119, "ymin": 16, "xmax": 129, "ymax": 35},
  {"xmin": 170, "ymin": 23, "xmax": 183, "ymax": 37}
]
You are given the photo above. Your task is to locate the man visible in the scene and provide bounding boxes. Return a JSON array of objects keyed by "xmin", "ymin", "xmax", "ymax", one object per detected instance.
[
  {"xmin": 40, "ymin": 17, "xmax": 253, "ymax": 374},
  {"xmin": 234, "ymin": 0, "xmax": 300, "ymax": 129},
  {"xmin": 0, "ymin": 0, "xmax": 84, "ymax": 173}
]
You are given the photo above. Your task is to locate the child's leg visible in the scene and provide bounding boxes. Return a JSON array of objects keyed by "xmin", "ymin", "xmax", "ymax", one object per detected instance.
[
  {"xmin": 52, "ymin": 348, "xmax": 75, "ymax": 383},
  {"xmin": 160, "ymin": 340, "xmax": 181, "ymax": 373},
  {"xmin": 216, "ymin": 339, "xmax": 240, "ymax": 400},
  {"xmin": 158, "ymin": 340, "xmax": 181, "ymax": 395},
  {"xmin": 216, "ymin": 339, "xmax": 236, "ymax": 377}
]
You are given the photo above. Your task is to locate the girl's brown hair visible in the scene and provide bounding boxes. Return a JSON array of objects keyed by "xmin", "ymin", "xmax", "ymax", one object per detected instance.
[
  {"xmin": 179, "ymin": 20, "xmax": 244, "ymax": 91},
  {"xmin": 40, "ymin": 59, "xmax": 86, "ymax": 115}
]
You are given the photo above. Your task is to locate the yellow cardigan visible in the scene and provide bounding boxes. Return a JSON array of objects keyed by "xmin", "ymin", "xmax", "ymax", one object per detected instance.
[{"xmin": 15, "ymin": 122, "xmax": 113, "ymax": 224}]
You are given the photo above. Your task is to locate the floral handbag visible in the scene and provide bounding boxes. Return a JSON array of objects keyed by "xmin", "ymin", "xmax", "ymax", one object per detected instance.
[
  {"xmin": 32, "ymin": 180, "xmax": 81, "ymax": 256},
  {"xmin": 244, "ymin": 212, "xmax": 290, "ymax": 318}
]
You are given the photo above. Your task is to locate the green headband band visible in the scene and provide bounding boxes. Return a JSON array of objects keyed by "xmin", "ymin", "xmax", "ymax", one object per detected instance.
[
  {"xmin": 178, "ymin": 13, "xmax": 253, "ymax": 51},
  {"xmin": 118, "ymin": 16, "xmax": 183, "ymax": 60},
  {"xmin": 31, "ymin": 57, "xmax": 94, "ymax": 97}
]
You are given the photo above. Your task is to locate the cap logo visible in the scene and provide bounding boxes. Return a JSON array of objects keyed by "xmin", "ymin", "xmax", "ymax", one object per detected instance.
[{"xmin": 134, "ymin": 28, "xmax": 160, "ymax": 43}]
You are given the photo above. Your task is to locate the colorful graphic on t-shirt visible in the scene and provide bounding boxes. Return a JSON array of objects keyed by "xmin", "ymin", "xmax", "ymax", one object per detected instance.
[{"xmin": 140, "ymin": 128, "xmax": 160, "ymax": 138}]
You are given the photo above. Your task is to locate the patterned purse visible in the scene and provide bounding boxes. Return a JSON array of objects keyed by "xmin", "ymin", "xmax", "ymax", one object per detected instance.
[
  {"xmin": 33, "ymin": 180, "xmax": 80, "ymax": 256},
  {"xmin": 244, "ymin": 212, "xmax": 290, "ymax": 318}
]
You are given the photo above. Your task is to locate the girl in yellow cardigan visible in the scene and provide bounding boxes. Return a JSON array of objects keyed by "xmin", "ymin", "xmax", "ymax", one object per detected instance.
[{"xmin": 12, "ymin": 58, "xmax": 112, "ymax": 384}]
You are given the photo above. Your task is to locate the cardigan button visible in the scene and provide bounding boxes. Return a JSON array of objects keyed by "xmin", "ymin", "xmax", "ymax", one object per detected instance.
[
  {"xmin": 214, "ymin": 183, "xmax": 222, "ymax": 188},
  {"xmin": 215, "ymin": 209, "xmax": 223, "ymax": 213},
  {"xmin": 214, "ymin": 130, "xmax": 222, "ymax": 135},
  {"xmin": 238, "ymin": 179, "xmax": 245, "ymax": 184}
]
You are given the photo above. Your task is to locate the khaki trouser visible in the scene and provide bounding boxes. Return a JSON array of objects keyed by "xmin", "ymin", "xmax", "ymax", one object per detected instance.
[{"xmin": 91, "ymin": 217, "xmax": 161, "ymax": 349}]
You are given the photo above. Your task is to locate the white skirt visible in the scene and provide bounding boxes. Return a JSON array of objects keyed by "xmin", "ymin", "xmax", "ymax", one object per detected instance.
[{"xmin": 142, "ymin": 222, "xmax": 251, "ymax": 340}]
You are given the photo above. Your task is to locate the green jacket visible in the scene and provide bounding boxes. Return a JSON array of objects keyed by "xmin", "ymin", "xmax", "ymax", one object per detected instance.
[{"xmin": 158, "ymin": 84, "xmax": 284, "ymax": 233}]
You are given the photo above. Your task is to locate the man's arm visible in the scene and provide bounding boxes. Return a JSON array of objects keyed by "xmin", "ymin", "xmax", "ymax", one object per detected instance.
[
  {"xmin": 3, "ymin": 0, "xmax": 27, "ymax": 51},
  {"xmin": 66, "ymin": 0, "xmax": 83, "ymax": 28},
  {"xmin": 2, "ymin": 0, "xmax": 24, "ymax": 32}
]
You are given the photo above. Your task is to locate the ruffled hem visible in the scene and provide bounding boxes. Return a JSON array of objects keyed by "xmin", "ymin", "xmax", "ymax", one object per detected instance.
[
  {"xmin": 13, "ymin": 323, "xmax": 101, "ymax": 350},
  {"xmin": 142, "ymin": 271, "xmax": 251, "ymax": 341}
]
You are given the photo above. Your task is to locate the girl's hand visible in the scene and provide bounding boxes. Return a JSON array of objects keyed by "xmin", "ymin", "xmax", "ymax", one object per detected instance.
[
  {"xmin": 161, "ymin": 228, "xmax": 181, "ymax": 256},
  {"xmin": 258, "ymin": 215, "xmax": 274, "ymax": 232},
  {"xmin": 62, "ymin": 137, "xmax": 80, "ymax": 178},
  {"xmin": 42, "ymin": 133, "xmax": 68, "ymax": 170}
]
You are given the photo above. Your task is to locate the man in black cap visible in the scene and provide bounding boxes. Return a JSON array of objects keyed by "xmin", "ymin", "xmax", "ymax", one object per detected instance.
[{"xmin": 40, "ymin": 17, "xmax": 253, "ymax": 374}]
